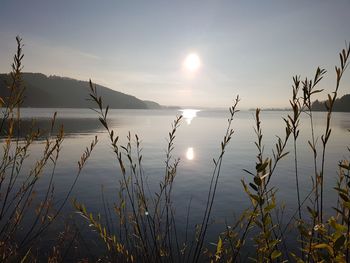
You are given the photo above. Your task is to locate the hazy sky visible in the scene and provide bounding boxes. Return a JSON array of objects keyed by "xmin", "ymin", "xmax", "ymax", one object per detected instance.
[{"xmin": 1, "ymin": 0, "xmax": 349, "ymax": 108}]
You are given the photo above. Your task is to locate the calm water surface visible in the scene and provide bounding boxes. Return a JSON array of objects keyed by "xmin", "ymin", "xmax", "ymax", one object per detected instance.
[{"xmin": 4, "ymin": 108, "xmax": 350, "ymax": 254}]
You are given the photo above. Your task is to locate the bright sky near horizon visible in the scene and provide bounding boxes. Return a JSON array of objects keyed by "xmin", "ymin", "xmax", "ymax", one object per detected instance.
[{"xmin": 0, "ymin": 0, "xmax": 350, "ymax": 108}]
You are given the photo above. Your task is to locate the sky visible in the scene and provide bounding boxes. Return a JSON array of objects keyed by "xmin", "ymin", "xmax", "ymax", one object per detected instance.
[{"xmin": 0, "ymin": 0, "xmax": 350, "ymax": 109}]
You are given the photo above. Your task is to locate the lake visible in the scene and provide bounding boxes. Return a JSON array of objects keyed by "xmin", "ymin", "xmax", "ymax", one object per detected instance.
[{"xmin": 2, "ymin": 107, "xmax": 350, "ymax": 259}]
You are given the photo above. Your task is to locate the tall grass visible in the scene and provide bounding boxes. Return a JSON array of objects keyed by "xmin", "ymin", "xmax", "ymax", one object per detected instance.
[{"xmin": 1, "ymin": 37, "xmax": 350, "ymax": 262}]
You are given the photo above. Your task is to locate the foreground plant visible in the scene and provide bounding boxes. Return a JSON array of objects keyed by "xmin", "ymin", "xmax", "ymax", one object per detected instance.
[
  {"xmin": 72, "ymin": 79, "xmax": 241, "ymax": 262},
  {"xmin": 0, "ymin": 37, "xmax": 97, "ymax": 262},
  {"xmin": 206, "ymin": 43, "xmax": 350, "ymax": 263}
]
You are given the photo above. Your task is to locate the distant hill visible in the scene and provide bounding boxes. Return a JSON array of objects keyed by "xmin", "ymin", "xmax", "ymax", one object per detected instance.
[
  {"xmin": 143, "ymin": 100, "xmax": 180, "ymax": 110},
  {"xmin": 312, "ymin": 94, "xmax": 350, "ymax": 112},
  {"xmin": 0, "ymin": 73, "xmax": 164, "ymax": 109},
  {"xmin": 143, "ymin": 100, "xmax": 162, "ymax": 109}
]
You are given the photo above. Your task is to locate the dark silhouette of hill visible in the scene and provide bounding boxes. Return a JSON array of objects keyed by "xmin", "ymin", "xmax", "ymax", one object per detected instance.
[
  {"xmin": 312, "ymin": 94, "xmax": 350, "ymax": 112},
  {"xmin": 0, "ymin": 73, "xmax": 163, "ymax": 109}
]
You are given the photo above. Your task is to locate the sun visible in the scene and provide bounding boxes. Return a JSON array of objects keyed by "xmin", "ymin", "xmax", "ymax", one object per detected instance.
[{"xmin": 183, "ymin": 53, "xmax": 201, "ymax": 72}]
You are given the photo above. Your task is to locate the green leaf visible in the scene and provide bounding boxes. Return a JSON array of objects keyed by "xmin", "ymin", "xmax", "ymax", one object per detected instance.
[
  {"xmin": 254, "ymin": 176, "xmax": 262, "ymax": 186},
  {"xmin": 313, "ymin": 243, "xmax": 328, "ymax": 249},
  {"xmin": 334, "ymin": 234, "xmax": 346, "ymax": 251},
  {"xmin": 256, "ymin": 161, "xmax": 268, "ymax": 172},
  {"xmin": 343, "ymin": 201, "xmax": 350, "ymax": 209},
  {"xmin": 313, "ymin": 243, "xmax": 333, "ymax": 255},
  {"xmin": 264, "ymin": 202, "xmax": 276, "ymax": 212},
  {"xmin": 271, "ymin": 250, "xmax": 282, "ymax": 259},
  {"xmin": 339, "ymin": 193, "xmax": 349, "ymax": 202},
  {"xmin": 249, "ymin": 183, "xmax": 258, "ymax": 191},
  {"xmin": 216, "ymin": 236, "xmax": 223, "ymax": 256},
  {"xmin": 334, "ymin": 187, "xmax": 348, "ymax": 195},
  {"xmin": 251, "ymin": 194, "xmax": 260, "ymax": 202}
]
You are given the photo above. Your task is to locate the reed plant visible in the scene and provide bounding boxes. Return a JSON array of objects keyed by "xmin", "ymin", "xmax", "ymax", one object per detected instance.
[
  {"xmin": 0, "ymin": 37, "xmax": 97, "ymax": 262},
  {"xmin": 216, "ymin": 43, "xmax": 350, "ymax": 263},
  {"xmin": 73, "ymin": 81, "xmax": 240, "ymax": 262}
]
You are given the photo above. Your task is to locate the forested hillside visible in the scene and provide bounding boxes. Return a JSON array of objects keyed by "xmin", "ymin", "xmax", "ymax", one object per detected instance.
[
  {"xmin": 312, "ymin": 94, "xmax": 350, "ymax": 112},
  {"xmin": 0, "ymin": 73, "xmax": 161, "ymax": 109}
]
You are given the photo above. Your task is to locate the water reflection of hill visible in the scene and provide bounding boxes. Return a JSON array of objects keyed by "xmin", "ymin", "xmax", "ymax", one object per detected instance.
[{"xmin": 0, "ymin": 118, "xmax": 113, "ymax": 139}]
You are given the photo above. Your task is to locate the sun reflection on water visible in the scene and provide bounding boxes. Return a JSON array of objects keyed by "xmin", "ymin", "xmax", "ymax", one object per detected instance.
[
  {"xmin": 186, "ymin": 147, "xmax": 194, "ymax": 160},
  {"xmin": 180, "ymin": 109, "xmax": 200, "ymax": 125}
]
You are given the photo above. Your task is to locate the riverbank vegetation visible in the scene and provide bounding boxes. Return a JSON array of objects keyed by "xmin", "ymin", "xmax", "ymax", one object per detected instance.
[{"xmin": 1, "ymin": 37, "xmax": 350, "ymax": 262}]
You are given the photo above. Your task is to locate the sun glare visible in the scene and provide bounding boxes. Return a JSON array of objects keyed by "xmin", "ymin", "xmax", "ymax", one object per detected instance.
[
  {"xmin": 186, "ymin": 147, "xmax": 195, "ymax": 160},
  {"xmin": 184, "ymin": 53, "xmax": 201, "ymax": 72},
  {"xmin": 180, "ymin": 109, "xmax": 200, "ymax": 125}
]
